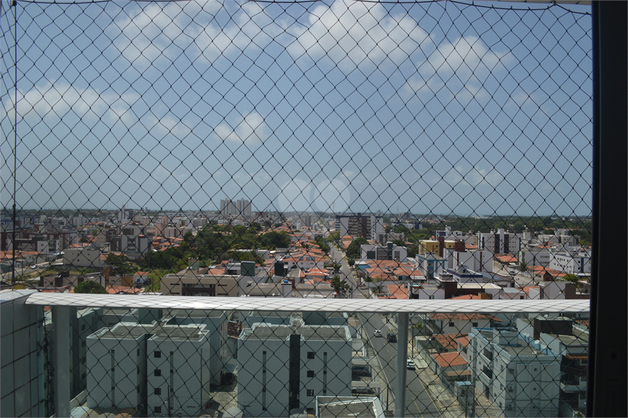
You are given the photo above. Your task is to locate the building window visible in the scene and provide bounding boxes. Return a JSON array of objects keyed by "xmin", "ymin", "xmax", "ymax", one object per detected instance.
[
  {"xmin": 472, "ymin": 322, "xmax": 478, "ymax": 327},
  {"xmin": 307, "ymin": 389, "xmax": 314, "ymax": 396},
  {"xmin": 154, "ymin": 388, "xmax": 161, "ymax": 395},
  {"xmin": 154, "ymin": 369, "xmax": 161, "ymax": 376},
  {"xmin": 307, "ymin": 370, "xmax": 315, "ymax": 378},
  {"xmin": 154, "ymin": 407, "xmax": 161, "ymax": 414},
  {"xmin": 154, "ymin": 351, "xmax": 161, "ymax": 358},
  {"xmin": 307, "ymin": 352, "xmax": 315, "ymax": 359},
  {"xmin": 448, "ymin": 322, "xmax": 455, "ymax": 327}
]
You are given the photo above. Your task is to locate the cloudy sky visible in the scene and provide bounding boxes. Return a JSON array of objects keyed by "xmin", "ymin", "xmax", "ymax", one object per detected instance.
[{"xmin": 1, "ymin": 0, "xmax": 592, "ymax": 216}]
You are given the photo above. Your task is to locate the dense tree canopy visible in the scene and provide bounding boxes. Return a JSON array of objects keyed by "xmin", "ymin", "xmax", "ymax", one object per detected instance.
[{"xmin": 74, "ymin": 280, "xmax": 107, "ymax": 294}]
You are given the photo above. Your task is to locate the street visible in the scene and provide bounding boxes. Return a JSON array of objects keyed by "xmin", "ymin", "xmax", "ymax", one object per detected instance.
[
  {"xmin": 359, "ymin": 313, "xmax": 443, "ymax": 417},
  {"xmin": 329, "ymin": 245, "xmax": 368, "ymax": 299}
]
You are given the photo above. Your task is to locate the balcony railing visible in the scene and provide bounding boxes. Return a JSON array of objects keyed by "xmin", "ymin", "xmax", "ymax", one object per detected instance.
[{"xmin": 1, "ymin": 290, "xmax": 589, "ymax": 418}]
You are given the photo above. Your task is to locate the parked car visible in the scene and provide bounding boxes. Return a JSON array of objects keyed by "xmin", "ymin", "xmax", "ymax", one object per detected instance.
[
  {"xmin": 374, "ymin": 329, "xmax": 382, "ymax": 337},
  {"xmin": 407, "ymin": 359, "xmax": 416, "ymax": 370},
  {"xmin": 387, "ymin": 333, "xmax": 397, "ymax": 342}
]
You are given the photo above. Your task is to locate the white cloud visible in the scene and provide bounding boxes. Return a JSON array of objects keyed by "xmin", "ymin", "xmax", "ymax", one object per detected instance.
[
  {"xmin": 276, "ymin": 179, "xmax": 313, "ymax": 213},
  {"xmin": 215, "ymin": 112, "xmax": 267, "ymax": 145},
  {"xmin": 145, "ymin": 114, "xmax": 192, "ymax": 138},
  {"xmin": 108, "ymin": 1, "xmax": 280, "ymax": 67},
  {"xmin": 404, "ymin": 36, "xmax": 512, "ymax": 100},
  {"xmin": 3, "ymin": 82, "xmax": 139, "ymax": 123},
  {"xmin": 419, "ymin": 36, "xmax": 511, "ymax": 82},
  {"xmin": 446, "ymin": 165, "xmax": 503, "ymax": 188},
  {"xmin": 311, "ymin": 177, "xmax": 351, "ymax": 213},
  {"xmin": 402, "ymin": 77, "xmax": 444, "ymax": 98},
  {"xmin": 287, "ymin": 0, "xmax": 428, "ymax": 71}
]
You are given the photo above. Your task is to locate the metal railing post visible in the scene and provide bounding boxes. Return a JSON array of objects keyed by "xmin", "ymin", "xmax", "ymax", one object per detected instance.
[
  {"xmin": 395, "ymin": 312, "xmax": 409, "ymax": 418},
  {"xmin": 53, "ymin": 306, "xmax": 71, "ymax": 418}
]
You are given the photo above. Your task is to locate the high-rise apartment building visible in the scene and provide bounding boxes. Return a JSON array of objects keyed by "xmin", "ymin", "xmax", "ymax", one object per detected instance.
[
  {"xmin": 221, "ymin": 199, "xmax": 251, "ymax": 217},
  {"xmin": 335, "ymin": 213, "xmax": 384, "ymax": 241}
]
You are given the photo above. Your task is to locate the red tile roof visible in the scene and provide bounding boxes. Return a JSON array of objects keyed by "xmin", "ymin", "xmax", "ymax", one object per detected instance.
[
  {"xmin": 432, "ymin": 352, "xmax": 467, "ymax": 368},
  {"xmin": 494, "ymin": 254, "xmax": 518, "ymax": 263},
  {"xmin": 386, "ymin": 284, "xmax": 408, "ymax": 299},
  {"xmin": 434, "ymin": 333, "xmax": 468, "ymax": 351}
]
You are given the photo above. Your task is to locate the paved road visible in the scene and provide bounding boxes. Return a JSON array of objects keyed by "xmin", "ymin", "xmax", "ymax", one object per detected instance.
[
  {"xmin": 329, "ymin": 245, "xmax": 368, "ymax": 299},
  {"xmin": 359, "ymin": 313, "xmax": 442, "ymax": 417}
]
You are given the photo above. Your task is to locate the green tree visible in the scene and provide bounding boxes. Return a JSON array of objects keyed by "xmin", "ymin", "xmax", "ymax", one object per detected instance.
[
  {"xmin": 74, "ymin": 280, "xmax": 107, "ymax": 294},
  {"xmin": 249, "ymin": 222, "xmax": 263, "ymax": 234},
  {"xmin": 563, "ymin": 274, "xmax": 579, "ymax": 284},
  {"xmin": 331, "ymin": 275, "xmax": 350, "ymax": 298},
  {"xmin": 260, "ymin": 231, "xmax": 290, "ymax": 249},
  {"xmin": 519, "ymin": 260, "xmax": 528, "ymax": 272},
  {"xmin": 105, "ymin": 253, "xmax": 131, "ymax": 275},
  {"xmin": 345, "ymin": 237, "xmax": 368, "ymax": 259},
  {"xmin": 393, "ymin": 225, "xmax": 409, "ymax": 234}
]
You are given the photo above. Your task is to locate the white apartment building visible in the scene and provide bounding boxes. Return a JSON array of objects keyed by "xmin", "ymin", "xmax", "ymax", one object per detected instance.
[
  {"xmin": 443, "ymin": 248, "xmax": 494, "ymax": 273},
  {"xmin": 518, "ymin": 247, "xmax": 553, "ymax": 267},
  {"xmin": 146, "ymin": 326, "xmax": 211, "ymax": 417},
  {"xmin": 163, "ymin": 309, "xmax": 229, "ymax": 386},
  {"xmin": 86, "ymin": 324, "xmax": 154, "ymax": 410},
  {"xmin": 468, "ymin": 328, "xmax": 561, "ymax": 417},
  {"xmin": 360, "ymin": 243, "xmax": 407, "ymax": 262},
  {"xmin": 281, "ymin": 254, "xmax": 325, "ymax": 271},
  {"xmin": 220, "ymin": 199, "xmax": 236, "ymax": 216},
  {"xmin": 63, "ymin": 244, "xmax": 103, "ymax": 268},
  {"xmin": 238, "ymin": 323, "xmax": 353, "ymax": 417},
  {"xmin": 408, "ymin": 284, "xmax": 445, "ymax": 299},
  {"xmin": 220, "ymin": 199, "xmax": 251, "ymax": 217},
  {"xmin": 427, "ymin": 313, "xmax": 497, "ymax": 335},
  {"xmin": 548, "ymin": 250, "xmax": 591, "ymax": 275},
  {"xmin": 86, "ymin": 323, "xmax": 210, "ymax": 417},
  {"xmin": 237, "ymin": 199, "xmax": 252, "ymax": 218},
  {"xmin": 478, "ymin": 229, "xmax": 520, "ymax": 255},
  {"xmin": 160, "ymin": 270, "xmax": 240, "ymax": 296},
  {"xmin": 435, "ymin": 226, "xmax": 476, "ymax": 245}
]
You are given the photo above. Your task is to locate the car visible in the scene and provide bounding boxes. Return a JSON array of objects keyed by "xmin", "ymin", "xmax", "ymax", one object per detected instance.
[
  {"xmin": 407, "ymin": 359, "xmax": 416, "ymax": 370},
  {"xmin": 387, "ymin": 333, "xmax": 397, "ymax": 342},
  {"xmin": 374, "ymin": 329, "xmax": 382, "ymax": 337},
  {"xmin": 30, "ymin": 265, "xmax": 37, "ymax": 270}
]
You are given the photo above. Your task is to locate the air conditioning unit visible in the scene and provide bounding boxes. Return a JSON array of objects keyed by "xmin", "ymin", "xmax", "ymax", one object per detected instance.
[
  {"xmin": 507, "ymin": 386, "xmax": 514, "ymax": 393},
  {"xmin": 506, "ymin": 403, "xmax": 514, "ymax": 410}
]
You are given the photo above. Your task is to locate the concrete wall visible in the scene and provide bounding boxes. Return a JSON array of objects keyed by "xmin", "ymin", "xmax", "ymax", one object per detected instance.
[
  {"xmin": 0, "ymin": 290, "xmax": 45, "ymax": 417},
  {"xmin": 238, "ymin": 334, "xmax": 290, "ymax": 417},
  {"xmin": 86, "ymin": 328, "xmax": 145, "ymax": 409},
  {"xmin": 146, "ymin": 334, "xmax": 210, "ymax": 417}
]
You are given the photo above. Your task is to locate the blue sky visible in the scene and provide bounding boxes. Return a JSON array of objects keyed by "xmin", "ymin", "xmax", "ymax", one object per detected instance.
[{"xmin": 1, "ymin": 0, "xmax": 592, "ymax": 216}]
